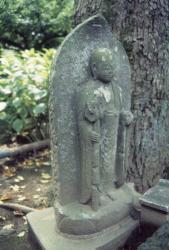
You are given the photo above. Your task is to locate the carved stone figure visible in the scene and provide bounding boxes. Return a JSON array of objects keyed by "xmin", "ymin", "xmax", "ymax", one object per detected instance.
[
  {"xmin": 49, "ymin": 15, "xmax": 139, "ymax": 237},
  {"xmin": 77, "ymin": 48, "xmax": 134, "ymax": 212},
  {"xmin": 77, "ymin": 48, "xmax": 123, "ymax": 210}
]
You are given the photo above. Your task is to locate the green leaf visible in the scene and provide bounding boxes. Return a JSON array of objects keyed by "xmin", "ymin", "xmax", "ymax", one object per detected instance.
[
  {"xmin": 34, "ymin": 90, "xmax": 47, "ymax": 101},
  {"xmin": 0, "ymin": 112, "xmax": 7, "ymax": 120},
  {"xmin": 24, "ymin": 118, "xmax": 34, "ymax": 130},
  {"xmin": 12, "ymin": 119, "xmax": 23, "ymax": 133},
  {"xmin": 12, "ymin": 97, "xmax": 21, "ymax": 108},
  {"xmin": 33, "ymin": 103, "xmax": 46, "ymax": 116},
  {"xmin": 0, "ymin": 87, "xmax": 11, "ymax": 95},
  {"xmin": 18, "ymin": 107, "xmax": 28, "ymax": 119},
  {"xmin": 0, "ymin": 102, "xmax": 7, "ymax": 111}
]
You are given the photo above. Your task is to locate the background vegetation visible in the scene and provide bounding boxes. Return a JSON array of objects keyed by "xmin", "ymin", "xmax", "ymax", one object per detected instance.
[
  {"xmin": 0, "ymin": 0, "xmax": 74, "ymax": 50},
  {"xmin": 0, "ymin": 0, "xmax": 74, "ymax": 143},
  {"xmin": 0, "ymin": 49, "xmax": 56, "ymax": 143}
]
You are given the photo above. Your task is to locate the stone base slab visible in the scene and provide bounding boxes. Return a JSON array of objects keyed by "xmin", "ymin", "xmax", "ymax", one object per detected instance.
[
  {"xmin": 27, "ymin": 207, "xmax": 138, "ymax": 250},
  {"xmin": 141, "ymin": 206, "xmax": 169, "ymax": 227},
  {"xmin": 55, "ymin": 183, "xmax": 139, "ymax": 235},
  {"xmin": 140, "ymin": 179, "xmax": 169, "ymax": 227}
]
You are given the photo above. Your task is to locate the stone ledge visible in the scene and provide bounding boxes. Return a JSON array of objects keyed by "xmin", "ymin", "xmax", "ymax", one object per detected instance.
[
  {"xmin": 27, "ymin": 207, "xmax": 138, "ymax": 250},
  {"xmin": 140, "ymin": 179, "xmax": 169, "ymax": 213}
]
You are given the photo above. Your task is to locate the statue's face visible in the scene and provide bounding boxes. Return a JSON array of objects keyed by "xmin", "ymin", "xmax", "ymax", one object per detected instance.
[{"xmin": 91, "ymin": 49, "xmax": 113, "ymax": 83}]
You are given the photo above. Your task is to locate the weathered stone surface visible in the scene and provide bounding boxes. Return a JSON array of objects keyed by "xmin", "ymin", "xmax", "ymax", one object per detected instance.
[
  {"xmin": 140, "ymin": 179, "xmax": 169, "ymax": 212},
  {"xmin": 49, "ymin": 14, "xmax": 136, "ymax": 237},
  {"xmin": 76, "ymin": 47, "xmax": 133, "ymax": 210},
  {"xmin": 49, "ymin": 14, "xmax": 131, "ymax": 205},
  {"xmin": 141, "ymin": 206, "xmax": 169, "ymax": 227},
  {"xmin": 140, "ymin": 179, "xmax": 169, "ymax": 226},
  {"xmin": 138, "ymin": 222, "xmax": 169, "ymax": 250},
  {"xmin": 50, "ymin": 13, "xmax": 137, "ymax": 234},
  {"xmin": 56, "ymin": 183, "xmax": 136, "ymax": 235},
  {"xmin": 27, "ymin": 207, "xmax": 139, "ymax": 250}
]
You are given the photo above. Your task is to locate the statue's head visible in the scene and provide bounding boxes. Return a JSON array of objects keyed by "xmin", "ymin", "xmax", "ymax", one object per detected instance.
[{"xmin": 90, "ymin": 48, "xmax": 113, "ymax": 83}]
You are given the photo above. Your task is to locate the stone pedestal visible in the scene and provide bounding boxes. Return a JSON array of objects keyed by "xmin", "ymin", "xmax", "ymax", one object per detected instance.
[
  {"xmin": 55, "ymin": 183, "xmax": 136, "ymax": 235},
  {"xmin": 27, "ymin": 207, "xmax": 138, "ymax": 250},
  {"xmin": 140, "ymin": 179, "xmax": 169, "ymax": 226}
]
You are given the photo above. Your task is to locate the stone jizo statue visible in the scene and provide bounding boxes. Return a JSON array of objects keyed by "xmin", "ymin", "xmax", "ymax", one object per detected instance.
[
  {"xmin": 49, "ymin": 15, "xmax": 139, "ymax": 237},
  {"xmin": 77, "ymin": 48, "xmax": 133, "ymax": 211}
]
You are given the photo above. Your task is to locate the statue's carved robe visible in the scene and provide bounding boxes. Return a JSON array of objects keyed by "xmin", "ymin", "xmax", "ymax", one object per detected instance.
[{"xmin": 76, "ymin": 80, "xmax": 122, "ymax": 204}]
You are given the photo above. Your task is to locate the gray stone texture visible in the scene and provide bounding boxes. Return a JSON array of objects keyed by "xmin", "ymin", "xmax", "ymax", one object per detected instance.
[
  {"xmin": 49, "ymin": 14, "xmax": 131, "ymax": 206},
  {"xmin": 141, "ymin": 206, "xmax": 169, "ymax": 227},
  {"xmin": 140, "ymin": 179, "xmax": 169, "ymax": 226},
  {"xmin": 49, "ymin": 14, "xmax": 135, "ymax": 237},
  {"xmin": 140, "ymin": 179, "xmax": 169, "ymax": 213},
  {"xmin": 138, "ymin": 222, "xmax": 169, "ymax": 250},
  {"xmin": 27, "ymin": 14, "xmax": 141, "ymax": 250},
  {"xmin": 27, "ymin": 207, "xmax": 139, "ymax": 250}
]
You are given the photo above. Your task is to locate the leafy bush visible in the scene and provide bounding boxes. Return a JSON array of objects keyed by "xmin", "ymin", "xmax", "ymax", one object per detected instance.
[
  {"xmin": 0, "ymin": 0, "xmax": 74, "ymax": 50},
  {"xmin": 0, "ymin": 48, "xmax": 56, "ymax": 143}
]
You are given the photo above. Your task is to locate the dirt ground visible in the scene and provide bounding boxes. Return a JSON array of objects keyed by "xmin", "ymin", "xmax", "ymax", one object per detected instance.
[{"xmin": 0, "ymin": 148, "xmax": 52, "ymax": 250}]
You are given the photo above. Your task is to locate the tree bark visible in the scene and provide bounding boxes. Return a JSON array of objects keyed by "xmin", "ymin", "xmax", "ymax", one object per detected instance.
[{"xmin": 74, "ymin": 0, "xmax": 169, "ymax": 192}]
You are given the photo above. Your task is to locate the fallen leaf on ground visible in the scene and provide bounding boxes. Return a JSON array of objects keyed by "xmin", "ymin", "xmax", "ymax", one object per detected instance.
[
  {"xmin": 40, "ymin": 179, "xmax": 50, "ymax": 184},
  {"xmin": 14, "ymin": 179, "xmax": 20, "ymax": 183},
  {"xmin": 3, "ymin": 167, "xmax": 16, "ymax": 177},
  {"xmin": 33, "ymin": 194, "xmax": 40, "ymax": 199},
  {"xmin": 17, "ymin": 195, "xmax": 26, "ymax": 201},
  {"xmin": 36, "ymin": 162, "xmax": 41, "ymax": 167},
  {"xmin": 10, "ymin": 185, "xmax": 20, "ymax": 192},
  {"xmin": 14, "ymin": 175, "xmax": 24, "ymax": 183},
  {"xmin": 3, "ymin": 224, "xmax": 14, "ymax": 230},
  {"xmin": 0, "ymin": 216, "xmax": 6, "ymax": 221},
  {"xmin": 17, "ymin": 176, "xmax": 24, "ymax": 181},
  {"xmin": 41, "ymin": 173, "xmax": 51, "ymax": 180},
  {"xmin": 17, "ymin": 231, "xmax": 25, "ymax": 237},
  {"xmin": 0, "ymin": 193, "xmax": 13, "ymax": 201},
  {"xmin": 43, "ymin": 161, "xmax": 51, "ymax": 166}
]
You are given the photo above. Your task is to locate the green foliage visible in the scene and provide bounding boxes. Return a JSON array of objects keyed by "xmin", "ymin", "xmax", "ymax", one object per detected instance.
[
  {"xmin": 0, "ymin": 0, "xmax": 74, "ymax": 49},
  {"xmin": 0, "ymin": 48, "xmax": 56, "ymax": 142}
]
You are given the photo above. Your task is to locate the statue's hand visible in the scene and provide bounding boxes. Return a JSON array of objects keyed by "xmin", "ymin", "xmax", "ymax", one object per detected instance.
[
  {"xmin": 90, "ymin": 131, "xmax": 100, "ymax": 143},
  {"xmin": 115, "ymin": 176, "xmax": 125, "ymax": 188},
  {"xmin": 120, "ymin": 111, "xmax": 133, "ymax": 126}
]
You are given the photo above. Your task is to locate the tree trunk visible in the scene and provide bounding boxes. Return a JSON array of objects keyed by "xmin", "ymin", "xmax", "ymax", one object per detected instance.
[{"xmin": 74, "ymin": 0, "xmax": 169, "ymax": 192}]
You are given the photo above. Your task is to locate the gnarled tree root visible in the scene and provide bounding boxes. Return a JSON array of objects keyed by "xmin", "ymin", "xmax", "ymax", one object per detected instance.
[
  {"xmin": 0, "ymin": 139, "xmax": 50, "ymax": 159},
  {"xmin": 0, "ymin": 202, "xmax": 38, "ymax": 214}
]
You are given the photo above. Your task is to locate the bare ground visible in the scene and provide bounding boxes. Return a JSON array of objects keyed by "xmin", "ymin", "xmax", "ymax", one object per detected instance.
[{"xmin": 0, "ymin": 148, "xmax": 52, "ymax": 250}]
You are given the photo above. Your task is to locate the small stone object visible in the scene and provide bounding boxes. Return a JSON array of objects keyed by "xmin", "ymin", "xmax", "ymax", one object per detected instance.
[
  {"xmin": 0, "ymin": 224, "xmax": 15, "ymax": 238},
  {"xmin": 140, "ymin": 179, "xmax": 169, "ymax": 226}
]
